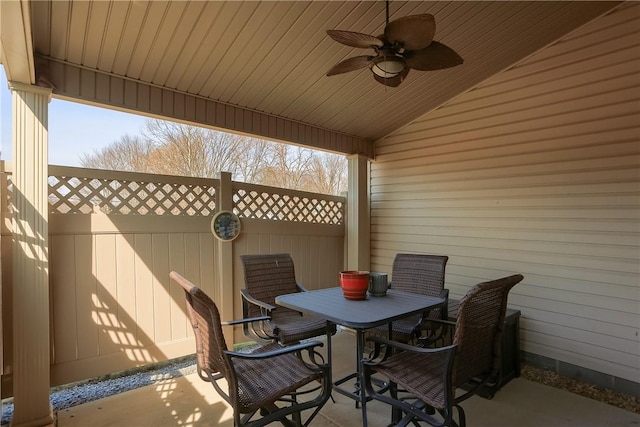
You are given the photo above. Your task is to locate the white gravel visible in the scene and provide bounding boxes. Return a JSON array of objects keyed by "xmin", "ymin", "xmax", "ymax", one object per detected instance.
[{"xmin": 1, "ymin": 357, "xmax": 197, "ymax": 425}]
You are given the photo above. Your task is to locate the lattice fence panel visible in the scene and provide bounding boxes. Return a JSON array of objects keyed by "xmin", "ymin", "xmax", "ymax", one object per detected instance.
[
  {"xmin": 234, "ymin": 188, "xmax": 344, "ymax": 225},
  {"xmin": 4, "ymin": 169, "xmax": 345, "ymax": 223},
  {"xmin": 48, "ymin": 175, "xmax": 216, "ymax": 216}
]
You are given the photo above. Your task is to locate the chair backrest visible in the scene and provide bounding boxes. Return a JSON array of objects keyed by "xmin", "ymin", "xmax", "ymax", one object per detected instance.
[
  {"xmin": 452, "ymin": 274, "xmax": 523, "ymax": 386},
  {"xmin": 169, "ymin": 271, "xmax": 232, "ymax": 385},
  {"xmin": 240, "ymin": 253, "xmax": 299, "ymax": 317},
  {"xmin": 391, "ymin": 254, "xmax": 448, "ymax": 319},
  {"xmin": 391, "ymin": 254, "xmax": 448, "ymax": 295}
]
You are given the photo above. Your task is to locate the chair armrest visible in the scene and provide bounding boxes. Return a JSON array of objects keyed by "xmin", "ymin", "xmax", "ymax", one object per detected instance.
[
  {"xmin": 240, "ymin": 288, "xmax": 276, "ymax": 311},
  {"xmin": 422, "ymin": 318, "xmax": 456, "ymax": 328},
  {"xmin": 222, "ymin": 315, "xmax": 271, "ymax": 327},
  {"xmin": 225, "ymin": 340, "xmax": 324, "ymax": 360},
  {"xmin": 366, "ymin": 336, "xmax": 413, "ymax": 354},
  {"xmin": 364, "ymin": 336, "xmax": 457, "ymax": 364}
]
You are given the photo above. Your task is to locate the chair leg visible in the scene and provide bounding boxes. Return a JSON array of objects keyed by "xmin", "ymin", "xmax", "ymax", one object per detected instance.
[
  {"xmin": 292, "ymin": 410, "xmax": 302, "ymax": 427},
  {"xmin": 453, "ymin": 404, "xmax": 466, "ymax": 427},
  {"xmin": 390, "ymin": 382, "xmax": 403, "ymax": 425}
]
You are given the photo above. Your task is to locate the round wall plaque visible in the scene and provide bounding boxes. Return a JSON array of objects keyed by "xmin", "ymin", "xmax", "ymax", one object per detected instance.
[{"xmin": 210, "ymin": 210, "xmax": 241, "ymax": 241}]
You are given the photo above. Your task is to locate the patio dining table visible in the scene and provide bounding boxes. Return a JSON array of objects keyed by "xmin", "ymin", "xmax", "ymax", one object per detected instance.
[{"xmin": 275, "ymin": 286, "xmax": 445, "ymax": 427}]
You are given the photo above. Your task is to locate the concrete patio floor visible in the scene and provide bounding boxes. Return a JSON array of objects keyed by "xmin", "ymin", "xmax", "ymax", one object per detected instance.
[{"xmin": 57, "ymin": 329, "xmax": 639, "ymax": 427}]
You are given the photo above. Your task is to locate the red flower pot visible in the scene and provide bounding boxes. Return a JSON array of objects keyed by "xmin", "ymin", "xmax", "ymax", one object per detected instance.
[{"xmin": 339, "ymin": 271, "xmax": 370, "ymax": 300}]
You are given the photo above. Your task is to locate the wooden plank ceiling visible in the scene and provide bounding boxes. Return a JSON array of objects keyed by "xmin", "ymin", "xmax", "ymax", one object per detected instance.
[{"xmin": 28, "ymin": 1, "xmax": 620, "ymax": 152}]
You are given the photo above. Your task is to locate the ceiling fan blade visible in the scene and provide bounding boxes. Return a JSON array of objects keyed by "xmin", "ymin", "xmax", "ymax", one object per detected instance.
[
  {"xmin": 372, "ymin": 67, "xmax": 410, "ymax": 88},
  {"xmin": 326, "ymin": 30, "xmax": 384, "ymax": 49},
  {"xmin": 384, "ymin": 14, "xmax": 435, "ymax": 51},
  {"xmin": 327, "ymin": 55, "xmax": 375, "ymax": 76},
  {"xmin": 405, "ymin": 41, "xmax": 463, "ymax": 71}
]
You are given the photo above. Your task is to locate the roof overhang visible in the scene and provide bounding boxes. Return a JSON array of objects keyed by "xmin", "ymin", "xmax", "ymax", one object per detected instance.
[
  {"xmin": 1, "ymin": 1, "xmax": 624, "ymax": 158},
  {"xmin": 0, "ymin": 0, "xmax": 35, "ymax": 85}
]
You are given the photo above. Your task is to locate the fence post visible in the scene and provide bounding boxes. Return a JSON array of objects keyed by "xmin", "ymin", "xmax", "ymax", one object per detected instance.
[{"xmin": 216, "ymin": 171, "xmax": 235, "ymax": 345}]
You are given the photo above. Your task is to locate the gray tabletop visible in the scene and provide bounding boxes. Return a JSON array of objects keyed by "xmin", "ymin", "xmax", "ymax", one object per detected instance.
[{"xmin": 276, "ymin": 287, "xmax": 445, "ymax": 329}]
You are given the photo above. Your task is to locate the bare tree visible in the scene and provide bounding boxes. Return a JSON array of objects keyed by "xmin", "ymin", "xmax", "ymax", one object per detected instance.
[
  {"xmin": 233, "ymin": 136, "xmax": 273, "ymax": 183},
  {"xmin": 261, "ymin": 144, "xmax": 315, "ymax": 190},
  {"xmin": 80, "ymin": 118, "xmax": 348, "ymax": 195},
  {"xmin": 80, "ymin": 134, "xmax": 154, "ymax": 172},
  {"xmin": 143, "ymin": 120, "xmax": 241, "ymax": 177},
  {"xmin": 305, "ymin": 153, "xmax": 348, "ymax": 195}
]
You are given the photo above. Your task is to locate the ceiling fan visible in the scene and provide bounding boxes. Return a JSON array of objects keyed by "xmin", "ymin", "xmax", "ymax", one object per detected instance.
[{"xmin": 326, "ymin": 1, "xmax": 463, "ymax": 87}]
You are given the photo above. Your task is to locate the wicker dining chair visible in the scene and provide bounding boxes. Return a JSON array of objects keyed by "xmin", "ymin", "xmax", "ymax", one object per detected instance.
[
  {"xmin": 170, "ymin": 271, "xmax": 331, "ymax": 427},
  {"xmin": 240, "ymin": 253, "xmax": 335, "ymax": 345},
  {"xmin": 368, "ymin": 254, "xmax": 449, "ymax": 344},
  {"xmin": 363, "ymin": 274, "xmax": 524, "ymax": 427}
]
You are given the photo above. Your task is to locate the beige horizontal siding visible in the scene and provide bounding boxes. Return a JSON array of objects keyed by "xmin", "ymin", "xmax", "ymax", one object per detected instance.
[{"xmin": 371, "ymin": 3, "xmax": 639, "ymax": 382}]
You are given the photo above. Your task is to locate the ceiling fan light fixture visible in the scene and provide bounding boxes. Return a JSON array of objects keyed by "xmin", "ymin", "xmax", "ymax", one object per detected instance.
[
  {"xmin": 326, "ymin": 1, "xmax": 463, "ymax": 87},
  {"xmin": 370, "ymin": 54, "xmax": 406, "ymax": 78}
]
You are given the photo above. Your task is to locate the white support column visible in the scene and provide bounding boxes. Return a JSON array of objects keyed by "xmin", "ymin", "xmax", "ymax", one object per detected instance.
[
  {"xmin": 346, "ymin": 154, "xmax": 370, "ymax": 271},
  {"xmin": 9, "ymin": 82, "xmax": 55, "ymax": 427},
  {"xmin": 216, "ymin": 171, "xmax": 235, "ymax": 345}
]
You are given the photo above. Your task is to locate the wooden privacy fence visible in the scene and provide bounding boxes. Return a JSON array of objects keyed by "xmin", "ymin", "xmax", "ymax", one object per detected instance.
[{"xmin": 0, "ymin": 163, "xmax": 345, "ymax": 392}]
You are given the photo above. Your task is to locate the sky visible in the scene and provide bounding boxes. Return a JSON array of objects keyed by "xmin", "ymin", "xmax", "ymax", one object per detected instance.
[{"xmin": 1, "ymin": 67, "xmax": 148, "ymax": 167}]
